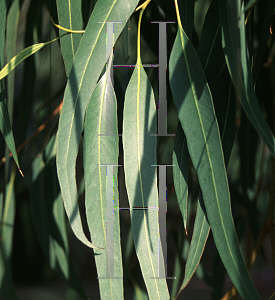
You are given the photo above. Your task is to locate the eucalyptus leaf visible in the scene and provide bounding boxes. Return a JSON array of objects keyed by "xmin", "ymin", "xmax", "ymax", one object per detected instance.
[
  {"xmin": 123, "ymin": 64, "xmax": 169, "ymax": 300},
  {"xmin": 56, "ymin": 0, "xmax": 83, "ymax": 76},
  {"xmin": 84, "ymin": 54, "xmax": 123, "ymax": 299},
  {"xmin": 169, "ymin": 21, "xmax": 260, "ymax": 299},
  {"xmin": 0, "ymin": 0, "xmax": 21, "ymax": 174},
  {"xmin": 219, "ymin": 0, "xmax": 275, "ymax": 158},
  {"xmin": 56, "ymin": 0, "xmax": 139, "ymax": 249}
]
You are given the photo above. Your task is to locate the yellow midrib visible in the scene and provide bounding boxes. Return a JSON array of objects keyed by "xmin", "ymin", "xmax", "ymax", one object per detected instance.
[
  {"xmin": 62, "ymin": 1, "xmax": 118, "ymax": 296},
  {"xmin": 177, "ymin": 23, "xmax": 249, "ymax": 296},
  {"xmin": 64, "ymin": 0, "xmax": 117, "ymax": 237},
  {"xmin": 135, "ymin": 6, "xmax": 161, "ymax": 298},
  {"xmin": 68, "ymin": 0, "xmax": 75, "ymax": 58}
]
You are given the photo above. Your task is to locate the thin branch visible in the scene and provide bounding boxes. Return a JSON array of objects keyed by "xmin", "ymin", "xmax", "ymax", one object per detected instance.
[{"xmin": 0, "ymin": 100, "xmax": 63, "ymax": 168}]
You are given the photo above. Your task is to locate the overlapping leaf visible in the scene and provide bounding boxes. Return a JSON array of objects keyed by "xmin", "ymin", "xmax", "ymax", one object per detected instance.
[
  {"xmin": 0, "ymin": 34, "xmax": 69, "ymax": 82},
  {"xmin": 83, "ymin": 54, "xmax": 123, "ymax": 299},
  {"xmin": 30, "ymin": 134, "xmax": 86, "ymax": 299},
  {"xmin": 56, "ymin": 0, "xmax": 139, "ymax": 249},
  {"xmin": 123, "ymin": 63, "xmax": 169, "ymax": 300},
  {"xmin": 6, "ymin": 0, "xmax": 20, "ymax": 123},
  {"xmin": 173, "ymin": 1, "xmax": 237, "ymax": 296},
  {"xmin": 172, "ymin": 124, "xmax": 189, "ymax": 232},
  {"xmin": 0, "ymin": 166, "xmax": 17, "ymax": 299},
  {"xmin": 197, "ymin": 0, "xmax": 224, "ymax": 89},
  {"xmin": 219, "ymin": 0, "xmax": 275, "ymax": 158},
  {"xmin": 56, "ymin": 0, "xmax": 83, "ymax": 76},
  {"xmin": 0, "ymin": 0, "xmax": 21, "ymax": 174},
  {"xmin": 169, "ymin": 4, "xmax": 260, "ymax": 298}
]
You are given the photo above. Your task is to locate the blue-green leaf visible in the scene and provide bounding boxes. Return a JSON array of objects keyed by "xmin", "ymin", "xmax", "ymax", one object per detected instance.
[
  {"xmin": 83, "ymin": 55, "xmax": 123, "ymax": 299},
  {"xmin": 56, "ymin": 0, "xmax": 139, "ymax": 249},
  {"xmin": 56, "ymin": 0, "xmax": 83, "ymax": 76},
  {"xmin": 30, "ymin": 134, "xmax": 86, "ymax": 299},
  {"xmin": 169, "ymin": 20, "xmax": 260, "ymax": 299},
  {"xmin": 123, "ymin": 64, "xmax": 169, "ymax": 300},
  {"xmin": 172, "ymin": 124, "xmax": 189, "ymax": 232}
]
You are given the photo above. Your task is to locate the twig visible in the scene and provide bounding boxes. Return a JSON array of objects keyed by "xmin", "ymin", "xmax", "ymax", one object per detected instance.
[{"xmin": 0, "ymin": 100, "xmax": 63, "ymax": 167}]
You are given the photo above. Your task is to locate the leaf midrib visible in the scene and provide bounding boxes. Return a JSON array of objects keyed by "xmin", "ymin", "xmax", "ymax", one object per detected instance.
[
  {"xmin": 178, "ymin": 25, "xmax": 251, "ymax": 297},
  {"xmin": 64, "ymin": 0, "xmax": 117, "ymax": 218}
]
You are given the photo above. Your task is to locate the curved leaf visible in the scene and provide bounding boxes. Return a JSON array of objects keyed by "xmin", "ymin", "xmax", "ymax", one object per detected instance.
[
  {"xmin": 172, "ymin": 124, "xmax": 189, "ymax": 232},
  {"xmin": 56, "ymin": 0, "xmax": 139, "ymax": 249},
  {"xmin": 244, "ymin": 0, "xmax": 257, "ymax": 12},
  {"xmin": 176, "ymin": 68, "xmax": 237, "ymax": 298},
  {"xmin": 0, "ymin": 35, "xmax": 67, "ymax": 81},
  {"xmin": 122, "ymin": 5, "xmax": 169, "ymax": 299},
  {"xmin": 30, "ymin": 134, "xmax": 86, "ymax": 299},
  {"xmin": 0, "ymin": 0, "xmax": 21, "ymax": 174},
  {"xmin": 177, "ymin": 194, "xmax": 210, "ymax": 294},
  {"xmin": 0, "ymin": 165, "xmax": 17, "ymax": 300},
  {"xmin": 219, "ymin": 0, "xmax": 275, "ymax": 158},
  {"xmin": 123, "ymin": 65, "xmax": 169, "ymax": 299},
  {"xmin": 174, "ymin": 3, "xmax": 237, "ymax": 296},
  {"xmin": 83, "ymin": 55, "xmax": 123, "ymax": 299},
  {"xmin": 169, "ymin": 7, "xmax": 260, "ymax": 299},
  {"xmin": 197, "ymin": 0, "xmax": 224, "ymax": 89},
  {"xmin": 56, "ymin": 0, "xmax": 83, "ymax": 76},
  {"xmin": 6, "ymin": 0, "xmax": 20, "ymax": 124}
]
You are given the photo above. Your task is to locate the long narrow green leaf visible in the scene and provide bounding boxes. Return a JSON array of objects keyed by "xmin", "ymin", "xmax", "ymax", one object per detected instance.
[
  {"xmin": 56, "ymin": 0, "xmax": 139, "ymax": 249},
  {"xmin": 197, "ymin": 0, "xmax": 224, "ymax": 89},
  {"xmin": 172, "ymin": 124, "xmax": 189, "ymax": 232},
  {"xmin": 5, "ymin": 0, "xmax": 20, "ymax": 182},
  {"xmin": 219, "ymin": 0, "xmax": 275, "ymax": 158},
  {"xmin": 123, "ymin": 63, "xmax": 169, "ymax": 300},
  {"xmin": 244, "ymin": 0, "xmax": 257, "ymax": 11},
  {"xmin": 172, "ymin": 0, "xmax": 200, "ymax": 237},
  {"xmin": 0, "ymin": 0, "xmax": 21, "ymax": 174},
  {"xmin": 176, "ymin": 195, "xmax": 210, "ymax": 294},
  {"xmin": 132, "ymin": 276, "xmax": 149, "ymax": 300},
  {"xmin": 83, "ymin": 55, "xmax": 123, "ymax": 299},
  {"xmin": 169, "ymin": 9, "xmax": 260, "ymax": 299},
  {"xmin": 0, "ymin": 34, "xmax": 67, "ymax": 81},
  {"xmin": 6, "ymin": 0, "xmax": 20, "ymax": 124},
  {"xmin": 174, "ymin": 3, "xmax": 237, "ymax": 296},
  {"xmin": 56, "ymin": 0, "xmax": 82, "ymax": 76},
  {"xmin": 14, "ymin": 0, "xmax": 38, "ymax": 148},
  {"xmin": 30, "ymin": 134, "xmax": 86, "ymax": 299},
  {"xmin": 0, "ymin": 165, "xmax": 18, "ymax": 300},
  {"xmin": 176, "ymin": 70, "xmax": 236, "ymax": 298}
]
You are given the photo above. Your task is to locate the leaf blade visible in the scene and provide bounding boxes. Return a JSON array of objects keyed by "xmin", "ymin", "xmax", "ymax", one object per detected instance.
[
  {"xmin": 84, "ymin": 56, "xmax": 123, "ymax": 299},
  {"xmin": 123, "ymin": 65, "xmax": 169, "ymax": 300},
  {"xmin": 169, "ymin": 22, "xmax": 260, "ymax": 299},
  {"xmin": 219, "ymin": 0, "xmax": 275, "ymax": 158},
  {"xmin": 56, "ymin": 0, "xmax": 139, "ymax": 249},
  {"xmin": 56, "ymin": 0, "xmax": 83, "ymax": 76},
  {"xmin": 0, "ymin": 0, "xmax": 21, "ymax": 173}
]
